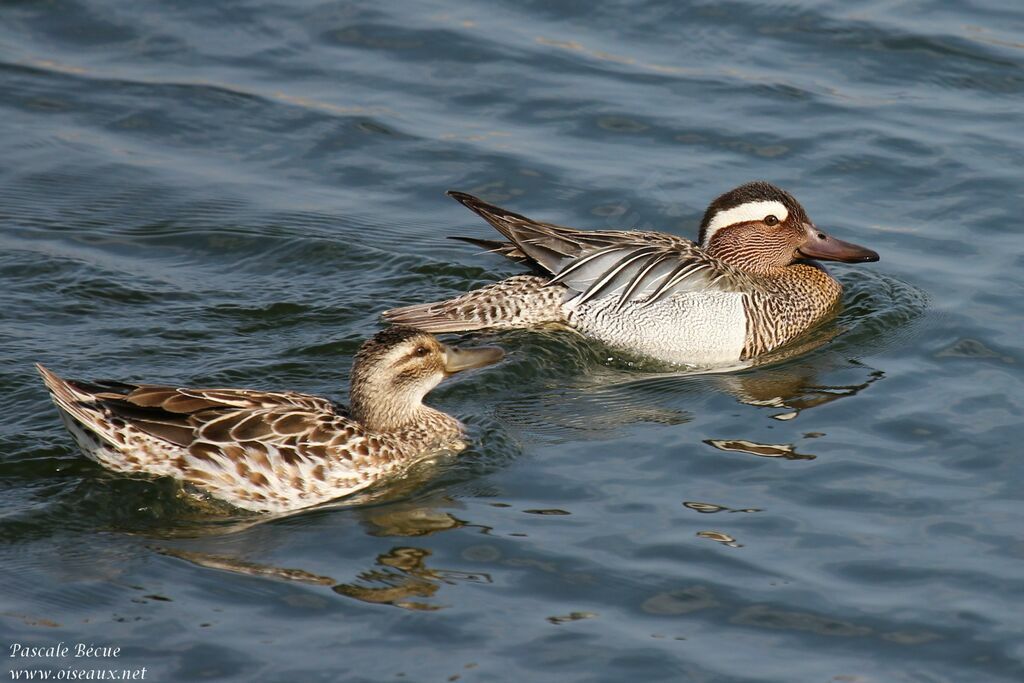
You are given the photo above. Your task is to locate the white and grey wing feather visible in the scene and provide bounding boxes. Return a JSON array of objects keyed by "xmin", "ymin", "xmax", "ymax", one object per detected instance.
[{"xmin": 549, "ymin": 240, "xmax": 744, "ymax": 309}]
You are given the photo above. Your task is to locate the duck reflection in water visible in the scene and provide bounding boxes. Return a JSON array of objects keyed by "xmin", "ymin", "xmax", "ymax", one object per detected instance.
[
  {"xmin": 493, "ymin": 346, "xmax": 885, "ymax": 445},
  {"xmin": 156, "ymin": 541, "xmax": 491, "ymax": 612},
  {"xmin": 151, "ymin": 491, "xmax": 492, "ymax": 611}
]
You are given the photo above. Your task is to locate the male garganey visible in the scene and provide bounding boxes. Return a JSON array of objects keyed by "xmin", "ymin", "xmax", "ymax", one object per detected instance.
[
  {"xmin": 37, "ymin": 328, "xmax": 503, "ymax": 513},
  {"xmin": 383, "ymin": 182, "xmax": 879, "ymax": 367}
]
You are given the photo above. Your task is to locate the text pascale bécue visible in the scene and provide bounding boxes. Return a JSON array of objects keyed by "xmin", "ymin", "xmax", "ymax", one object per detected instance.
[{"xmin": 9, "ymin": 644, "xmax": 121, "ymax": 658}]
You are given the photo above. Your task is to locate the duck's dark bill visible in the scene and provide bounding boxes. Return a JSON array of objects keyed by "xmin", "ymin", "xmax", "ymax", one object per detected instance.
[
  {"xmin": 798, "ymin": 224, "xmax": 880, "ymax": 263},
  {"xmin": 442, "ymin": 345, "xmax": 505, "ymax": 373}
]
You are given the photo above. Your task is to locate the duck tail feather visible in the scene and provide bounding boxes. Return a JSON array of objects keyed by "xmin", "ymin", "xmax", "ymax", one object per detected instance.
[
  {"xmin": 35, "ymin": 363, "xmax": 127, "ymax": 450},
  {"xmin": 446, "ymin": 191, "xmax": 580, "ymax": 274},
  {"xmin": 448, "ymin": 235, "xmax": 526, "ymax": 259},
  {"xmin": 446, "ymin": 192, "xmax": 534, "ymax": 236},
  {"xmin": 36, "ymin": 364, "xmax": 95, "ymax": 418}
]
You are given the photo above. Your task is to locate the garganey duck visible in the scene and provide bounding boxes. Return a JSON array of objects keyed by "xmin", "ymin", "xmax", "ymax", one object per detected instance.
[
  {"xmin": 36, "ymin": 328, "xmax": 504, "ymax": 513},
  {"xmin": 383, "ymin": 182, "xmax": 879, "ymax": 367}
]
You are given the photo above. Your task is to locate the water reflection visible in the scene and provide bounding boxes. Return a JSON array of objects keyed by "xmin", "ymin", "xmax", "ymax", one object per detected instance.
[
  {"xmin": 149, "ymin": 494, "xmax": 487, "ymax": 611},
  {"xmin": 547, "ymin": 611, "xmax": 598, "ymax": 625},
  {"xmin": 935, "ymin": 337, "xmax": 1017, "ymax": 365},
  {"xmin": 496, "ymin": 355, "xmax": 885, "ymax": 440},
  {"xmin": 683, "ymin": 502, "xmax": 762, "ymax": 514},
  {"xmin": 703, "ymin": 439, "xmax": 817, "ymax": 461},
  {"xmin": 360, "ymin": 500, "xmax": 469, "ymax": 537},
  {"xmin": 156, "ymin": 543, "xmax": 492, "ymax": 612},
  {"xmin": 696, "ymin": 530, "xmax": 743, "ymax": 548},
  {"xmin": 153, "ymin": 547, "xmax": 336, "ymax": 586},
  {"xmin": 718, "ymin": 365, "xmax": 885, "ymax": 421},
  {"xmin": 332, "ymin": 545, "xmax": 489, "ymax": 611},
  {"xmin": 494, "ymin": 388, "xmax": 690, "ymax": 441}
]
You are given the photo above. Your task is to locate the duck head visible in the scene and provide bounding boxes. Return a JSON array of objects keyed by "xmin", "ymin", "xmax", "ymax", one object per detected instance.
[
  {"xmin": 350, "ymin": 327, "xmax": 504, "ymax": 431},
  {"xmin": 698, "ymin": 181, "xmax": 879, "ymax": 274}
]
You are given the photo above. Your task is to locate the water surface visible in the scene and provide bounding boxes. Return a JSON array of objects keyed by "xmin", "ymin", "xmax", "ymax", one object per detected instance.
[{"xmin": 1, "ymin": 1, "xmax": 1022, "ymax": 681}]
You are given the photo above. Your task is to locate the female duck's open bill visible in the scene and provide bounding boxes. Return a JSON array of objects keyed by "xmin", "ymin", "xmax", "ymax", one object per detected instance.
[{"xmin": 442, "ymin": 344, "xmax": 505, "ymax": 373}]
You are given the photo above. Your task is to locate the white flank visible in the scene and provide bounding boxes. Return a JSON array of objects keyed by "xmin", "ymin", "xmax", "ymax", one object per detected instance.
[
  {"xmin": 702, "ymin": 200, "xmax": 789, "ymax": 246},
  {"xmin": 571, "ymin": 291, "xmax": 748, "ymax": 366}
]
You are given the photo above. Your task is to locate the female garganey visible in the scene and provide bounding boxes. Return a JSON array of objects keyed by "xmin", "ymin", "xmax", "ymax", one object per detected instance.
[
  {"xmin": 37, "ymin": 328, "xmax": 503, "ymax": 513},
  {"xmin": 384, "ymin": 182, "xmax": 879, "ymax": 367}
]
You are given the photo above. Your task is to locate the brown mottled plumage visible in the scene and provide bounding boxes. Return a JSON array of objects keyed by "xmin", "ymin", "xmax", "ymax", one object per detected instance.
[
  {"xmin": 384, "ymin": 183, "xmax": 878, "ymax": 367},
  {"xmin": 37, "ymin": 328, "xmax": 503, "ymax": 513}
]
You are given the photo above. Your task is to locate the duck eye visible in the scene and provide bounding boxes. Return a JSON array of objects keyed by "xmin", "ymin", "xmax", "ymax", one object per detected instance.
[
  {"xmin": 764, "ymin": 215, "xmax": 779, "ymax": 226},
  {"xmin": 414, "ymin": 346, "xmax": 429, "ymax": 357}
]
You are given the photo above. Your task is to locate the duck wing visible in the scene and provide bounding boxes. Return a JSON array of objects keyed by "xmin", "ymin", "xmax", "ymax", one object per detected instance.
[
  {"xmin": 36, "ymin": 366, "xmax": 355, "ymax": 458},
  {"xmin": 551, "ymin": 238, "xmax": 755, "ymax": 309},
  {"xmin": 447, "ymin": 192, "xmax": 748, "ymax": 309}
]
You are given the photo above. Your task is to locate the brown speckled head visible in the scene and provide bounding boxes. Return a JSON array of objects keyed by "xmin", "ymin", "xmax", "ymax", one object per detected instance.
[
  {"xmin": 350, "ymin": 327, "xmax": 503, "ymax": 431},
  {"xmin": 353, "ymin": 327, "xmax": 448, "ymax": 389},
  {"xmin": 699, "ymin": 181, "xmax": 878, "ymax": 274}
]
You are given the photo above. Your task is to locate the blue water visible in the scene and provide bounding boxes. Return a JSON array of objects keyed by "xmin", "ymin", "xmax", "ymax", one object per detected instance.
[{"xmin": 1, "ymin": 1, "xmax": 1022, "ymax": 681}]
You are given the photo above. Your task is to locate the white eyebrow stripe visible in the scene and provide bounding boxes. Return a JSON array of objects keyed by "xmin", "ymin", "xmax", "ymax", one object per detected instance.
[{"xmin": 702, "ymin": 200, "xmax": 789, "ymax": 246}]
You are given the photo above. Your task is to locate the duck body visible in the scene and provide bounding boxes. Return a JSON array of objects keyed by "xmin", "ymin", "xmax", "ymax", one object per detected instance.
[
  {"xmin": 570, "ymin": 285, "xmax": 751, "ymax": 366},
  {"xmin": 384, "ymin": 183, "xmax": 876, "ymax": 367},
  {"xmin": 38, "ymin": 328, "xmax": 503, "ymax": 513}
]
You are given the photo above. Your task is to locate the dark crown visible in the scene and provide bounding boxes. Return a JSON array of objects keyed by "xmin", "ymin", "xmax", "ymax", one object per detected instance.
[
  {"xmin": 698, "ymin": 181, "xmax": 806, "ymax": 244},
  {"xmin": 356, "ymin": 326, "xmax": 427, "ymax": 366}
]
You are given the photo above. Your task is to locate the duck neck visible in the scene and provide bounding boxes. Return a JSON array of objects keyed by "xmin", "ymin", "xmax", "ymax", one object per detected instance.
[
  {"xmin": 350, "ymin": 377, "xmax": 428, "ymax": 433},
  {"xmin": 706, "ymin": 246, "xmax": 785, "ymax": 276},
  {"xmin": 704, "ymin": 231, "xmax": 793, "ymax": 276},
  {"xmin": 348, "ymin": 372, "xmax": 461, "ymax": 443}
]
